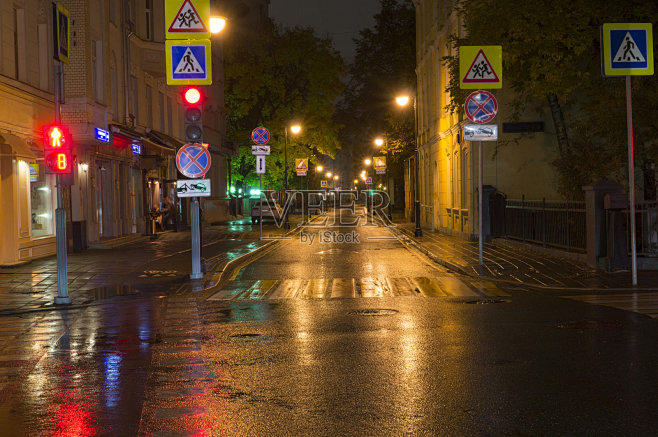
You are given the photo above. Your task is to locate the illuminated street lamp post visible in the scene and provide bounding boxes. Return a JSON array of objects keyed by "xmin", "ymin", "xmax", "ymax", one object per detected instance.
[
  {"xmin": 396, "ymin": 94, "xmax": 422, "ymax": 237},
  {"xmin": 284, "ymin": 124, "xmax": 301, "ymax": 229}
]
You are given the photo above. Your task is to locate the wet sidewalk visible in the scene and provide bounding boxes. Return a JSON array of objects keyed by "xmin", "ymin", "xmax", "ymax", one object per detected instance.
[
  {"xmin": 392, "ymin": 217, "xmax": 658, "ymax": 291},
  {"xmin": 0, "ymin": 218, "xmax": 280, "ymax": 315}
]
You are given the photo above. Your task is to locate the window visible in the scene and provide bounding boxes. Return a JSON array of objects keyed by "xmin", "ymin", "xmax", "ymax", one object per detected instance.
[
  {"xmin": 145, "ymin": 85, "xmax": 153, "ymax": 127},
  {"xmin": 109, "ymin": 0, "xmax": 116, "ymax": 24},
  {"xmin": 13, "ymin": 8, "xmax": 26, "ymax": 81},
  {"xmin": 110, "ymin": 53, "xmax": 119, "ymax": 120},
  {"xmin": 167, "ymin": 97, "xmax": 173, "ymax": 136},
  {"xmin": 145, "ymin": 0, "xmax": 153, "ymax": 40},
  {"xmin": 130, "ymin": 75, "xmax": 138, "ymax": 123},
  {"xmin": 158, "ymin": 92, "xmax": 165, "ymax": 131},
  {"xmin": 29, "ymin": 164, "xmax": 54, "ymax": 238},
  {"xmin": 92, "ymin": 41, "xmax": 105, "ymax": 103}
]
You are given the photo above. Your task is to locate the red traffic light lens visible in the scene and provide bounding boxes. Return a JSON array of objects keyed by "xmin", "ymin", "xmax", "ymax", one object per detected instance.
[{"xmin": 184, "ymin": 88, "xmax": 201, "ymax": 104}]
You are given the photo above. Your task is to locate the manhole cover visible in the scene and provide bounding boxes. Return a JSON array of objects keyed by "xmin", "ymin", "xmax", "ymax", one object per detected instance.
[
  {"xmin": 557, "ymin": 321, "xmax": 624, "ymax": 329},
  {"xmin": 349, "ymin": 309, "xmax": 399, "ymax": 316},
  {"xmin": 229, "ymin": 333, "xmax": 263, "ymax": 339}
]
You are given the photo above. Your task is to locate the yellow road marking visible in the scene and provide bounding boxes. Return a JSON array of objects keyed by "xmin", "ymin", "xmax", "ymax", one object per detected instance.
[
  {"xmin": 301, "ymin": 279, "xmax": 330, "ymax": 299},
  {"xmin": 413, "ymin": 277, "xmax": 447, "ymax": 297},
  {"xmin": 468, "ymin": 279, "xmax": 510, "ymax": 297},
  {"xmin": 331, "ymin": 278, "xmax": 355, "ymax": 298},
  {"xmin": 269, "ymin": 279, "xmax": 306, "ymax": 299}
]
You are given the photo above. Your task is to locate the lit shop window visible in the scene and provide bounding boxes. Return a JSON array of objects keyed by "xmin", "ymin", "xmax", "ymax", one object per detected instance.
[{"xmin": 30, "ymin": 163, "xmax": 54, "ymax": 237}]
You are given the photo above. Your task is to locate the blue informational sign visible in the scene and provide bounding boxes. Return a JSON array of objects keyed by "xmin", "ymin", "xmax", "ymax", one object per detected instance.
[
  {"xmin": 132, "ymin": 144, "xmax": 141, "ymax": 154},
  {"xmin": 165, "ymin": 39, "xmax": 212, "ymax": 85},
  {"xmin": 95, "ymin": 128, "xmax": 110, "ymax": 143},
  {"xmin": 601, "ymin": 23, "xmax": 654, "ymax": 76}
]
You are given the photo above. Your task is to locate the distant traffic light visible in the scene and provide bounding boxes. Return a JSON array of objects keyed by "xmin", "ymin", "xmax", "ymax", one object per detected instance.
[
  {"xmin": 43, "ymin": 125, "xmax": 73, "ymax": 174},
  {"xmin": 183, "ymin": 87, "xmax": 203, "ymax": 144}
]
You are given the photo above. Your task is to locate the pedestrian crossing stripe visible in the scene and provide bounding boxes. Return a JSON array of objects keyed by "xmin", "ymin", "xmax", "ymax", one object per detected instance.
[
  {"xmin": 601, "ymin": 23, "xmax": 654, "ymax": 76},
  {"xmin": 207, "ymin": 277, "xmax": 510, "ymax": 300},
  {"xmin": 165, "ymin": 39, "xmax": 212, "ymax": 85}
]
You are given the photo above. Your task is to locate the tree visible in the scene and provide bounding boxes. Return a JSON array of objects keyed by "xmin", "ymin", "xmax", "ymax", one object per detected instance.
[
  {"xmin": 336, "ymin": 0, "xmax": 416, "ymax": 176},
  {"xmin": 444, "ymin": 0, "xmax": 658, "ymax": 199},
  {"xmin": 224, "ymin": 23, "xmax": 345, "ymax": 190}
]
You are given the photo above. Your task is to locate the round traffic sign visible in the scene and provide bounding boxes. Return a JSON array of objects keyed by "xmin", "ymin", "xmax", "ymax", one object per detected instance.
[
  {"xmin": 464, "ymin": 90, "xmax": 498, "ymax": 123},
  {"xmin": 251, "ymin": 127, "xmax": 270, "ymax": 145},
  {"xmin": 176, "ymin": 143, "xmax": 211, "ymax": 178}
]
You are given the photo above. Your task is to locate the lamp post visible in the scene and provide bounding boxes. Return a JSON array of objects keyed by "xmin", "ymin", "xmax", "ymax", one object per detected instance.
[
  {"xmin": 396, "ymin": 94, "xmax": 422, "ymax": 237},
  {"xmin": 284, "ymin": 124, "xmax": 301, "ymax": 229},
  {"xmin": 375, "ymin": 136, "xmax": 393, "ymax": 220}
]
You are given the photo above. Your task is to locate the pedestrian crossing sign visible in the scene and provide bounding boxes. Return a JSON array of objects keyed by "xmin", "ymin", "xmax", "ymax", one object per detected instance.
[
  {"xmin": 165, "ymin": 0, "xmax": 210, "ymax": 39},
  {"xmin": 460, "ymin": 46, "xmax": 502, "ymax": 89},
  {"xmin": 601, "ymin": 23, "xmax": 653, "ymax": 76},
  {"xmin": 295, "ymin": 158, "xmax": 308, "ymax": 176},
  {"xmin": 166, "ymin": 39, "xmax": 212, "ymax": 85}
]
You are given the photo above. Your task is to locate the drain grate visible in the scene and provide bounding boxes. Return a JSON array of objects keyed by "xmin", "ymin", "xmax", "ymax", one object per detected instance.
[{"xmin": 349, "ymin": 309, "xmax": 399, "ymax": 316}]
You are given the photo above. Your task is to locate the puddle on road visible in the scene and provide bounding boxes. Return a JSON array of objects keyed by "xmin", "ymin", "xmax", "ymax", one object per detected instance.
[{"xmin": 88, "ymin": 285, "xmax": 140, "ymax": 301}]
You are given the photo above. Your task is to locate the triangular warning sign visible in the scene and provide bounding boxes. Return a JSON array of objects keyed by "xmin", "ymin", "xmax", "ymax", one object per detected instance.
[
  {"xmin": 613, "ymin": 32, "xmax": 646, "ymax": 63},
  {"xmin": 463, "ymin": 50, "xmax": 500, "ymax": 83},
  {"xmin": 375, "ymin": 158, "xmax": 385, "ymax": 167},
  {"xmin": 169, "ymin": 0, "xmax": 208, "ymax": 33},
  {"xmin": 296, "ymin": 160, "xmax": 307, "ymax": 170},
  {"xmin": 174, "ymin": 48, "xmax": 203, "ymax": 73}
]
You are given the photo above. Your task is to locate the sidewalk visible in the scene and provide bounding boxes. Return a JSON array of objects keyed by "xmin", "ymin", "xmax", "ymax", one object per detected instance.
[
  {"xmin": 0, "ymin": 217, "xmax": 285, "ymax": 315},
  {"xmin": 391, "ymin": 215, "xmax": 658, "ymax": 291}
]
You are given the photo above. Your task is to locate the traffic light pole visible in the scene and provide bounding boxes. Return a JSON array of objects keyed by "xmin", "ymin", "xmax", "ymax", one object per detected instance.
[
  {"xmin": 190, "ymin": 197, "xmax": 202, "ymax": 279},
  {"xmin": 53, "ymin": 61, "xmax": 71, "ymax": 304}
]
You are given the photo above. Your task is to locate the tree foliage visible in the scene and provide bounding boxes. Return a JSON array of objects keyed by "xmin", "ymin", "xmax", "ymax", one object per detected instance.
[
  {"xmin": 444, "ymin": 0, "xmax": 658, "ymax": 199},
  {"xmin": 224, "ymin": 24, "xmax": 345, "ymax": 189},
  {"xmin": 336, "ymin": 0, "xmax": 416, "ymax": 174}
]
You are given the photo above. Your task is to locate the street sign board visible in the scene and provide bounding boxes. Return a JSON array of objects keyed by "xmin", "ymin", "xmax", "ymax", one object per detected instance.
[
  {"xmin": 601, "ymin": 23, "xmax": 654, "ymax": 76},
  {"xmin": 53, "ymin": 2, "xmax": 70, "ymax": 64},
  {"xmin": 373, "ymin": 156, "xmax": 386, "ymax": 172},
  {"xmin": 251, "ymin": 127, "xmax": 270, "ymax": 144},
  {"xmin": 460, "ymin": 46, "xmax": 502, "ymax": 89},
  {"xmin": 464, "ymin": 124, "xmax": 498, "ymax": 142},
  {"xmin": 176, "ymin": 143, "xmax": 211, "ymax": 178},
  {"xmin": 165, "ymin": 0, "xmax": 210, "ymax": 39},
  {"xmin": 177, "ymin": 179, "xmax": 211, "ymax": 197},
  {"xmin": 256, "ymin": 155, "xmax": 266, "ymax": 174},
  {"xmin": 376, "ymin": 169, "xmax": 386, "ymax": 175},
  {"xmin": 366, "ymin": 177, "xmax": 373, "ymax": 185},
  {"xmin": 320, "ymin": 180, "xmax": 327, "ymax": 188},
  {"xmin": 166, "ymin": 39, "xmax": 212, "ymax": 85},
  {"xmin": 296, "ymin": 158, "xmax": 308, "ymax": 176},
  {"xmin": 464, "ymin": 90, "xmax": 498, "ymax": 123},
  {"xmin": 252, "ymin": 145, "xmax": 270, "ymax": 155}
]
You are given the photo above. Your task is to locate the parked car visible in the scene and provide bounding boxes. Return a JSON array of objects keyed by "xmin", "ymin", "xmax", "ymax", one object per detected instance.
[{"xmin": 251, "ymin": 201, "xmax": 283, "ymax": 224}]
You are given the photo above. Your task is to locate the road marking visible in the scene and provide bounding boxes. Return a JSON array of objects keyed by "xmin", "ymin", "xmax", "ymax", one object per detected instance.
[
  {"xmin": 387, "ymin": 277, "xmax": 417, "ymax": 297},
  {"xmin": 413, "ymin": 277, "xmax": 448, "ymax": 297},
  {"xmin": 331, "ymin": 278, "xmax": 355, "ymax": 298},
  {"xmin": 358, "ymin": 277, "xmax": 390, "ymax": 297},
  {"xmin": 301, "ymin": 279, "xmax": 330, "ymax": 299},
  {"xmin": 466, "ymin": 279, "xmax": 511, "ymax": 297},
  {"xmin": 207, "ymin": 280, "xmax": 255, "ymax": 300},
  {"xmin": 563, "ymin": 292, "xmax": 658, "ymax": 318},
  {"xmin": 433, "ymin": 276, "xmax": 480, "ymax": 297},
  {"xmin": 237, "ymin": 280, "xmax": 278, "ymax": 299},
  {"xmin": 269, "ymin": 279, "xmax": 306, "ymax": 299}
]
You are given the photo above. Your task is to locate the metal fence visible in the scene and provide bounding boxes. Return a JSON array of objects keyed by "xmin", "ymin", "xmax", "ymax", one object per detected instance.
[
  {"xmin": 619, "ymin": 201, "xmax": 658, "ymax": 257},
  {"xmin": 503, "ymin": 196, "xmax": 586, "ymax": 252}
]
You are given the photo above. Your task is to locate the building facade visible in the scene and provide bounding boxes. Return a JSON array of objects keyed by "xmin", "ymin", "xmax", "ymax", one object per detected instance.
[
  {"xmin": 412, "ymin": 0, "xmax": 562, "ymax": 239},
  {"xmin": 0, "ymin": 0, "xmax": 231, "ymax": 266}
]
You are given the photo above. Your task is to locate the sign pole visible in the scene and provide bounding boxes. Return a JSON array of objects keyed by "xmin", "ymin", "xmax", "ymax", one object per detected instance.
[
  {"xmin": 478, "ymin": 140, "xmax": 484, "ymax": 267},
  {"xmin": 53, "ymin": 59, "xmax": 71, "ymax": 304},
  {"xmin": 259, "ymin": 174, "xmax": 263, "ymax": 241},
  {"xmin": 190, "ymin": 197, "xmax": 202, "ymax": 279},
  {"xmin": 626, "ymin": 75, "xmax": 637, "ymax": 286}
]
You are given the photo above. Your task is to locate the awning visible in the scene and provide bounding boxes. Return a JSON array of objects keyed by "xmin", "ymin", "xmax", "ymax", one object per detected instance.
[
  {"xmin": 0, "ymin": 132, "xmax": 37, "ymax": 160},
  {"xmin": 141, "ymin": 137, "xmax": 175, "ymax": 156}
]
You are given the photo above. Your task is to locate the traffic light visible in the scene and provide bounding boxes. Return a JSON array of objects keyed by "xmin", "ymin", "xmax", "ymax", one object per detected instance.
[
  {"xmin": 183, "ymin": 87, "xmax": 203, "ymax": 144},
  {"xmin": 43, "ymin": 125, "xmax": 73, "ymax": 174}
]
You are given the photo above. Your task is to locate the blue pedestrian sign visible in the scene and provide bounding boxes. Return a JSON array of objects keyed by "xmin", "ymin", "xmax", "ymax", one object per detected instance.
[
  {"xmin": 166, "ymin": 39, "xmax": 212, "ymax": 85},
  {"xmin": 176, "ymin": 143, "xmax": 211, "ymax": 178},
  {"xmin": 601, "ymin": 23, "xmax": 654, "ymax": 76}
]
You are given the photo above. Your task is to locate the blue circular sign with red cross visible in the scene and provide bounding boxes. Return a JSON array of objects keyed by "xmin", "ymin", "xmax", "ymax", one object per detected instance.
[
  {"xmin": 251, "ymin": 126, "xmax": 270, "ymax": 145},
  {"xmin": 176, "ymin": 143, "xmax": 211, "ymax": 178},
  {"xmin": 464, "ymin": 90, "xmax": 498, "ymax": 123}
]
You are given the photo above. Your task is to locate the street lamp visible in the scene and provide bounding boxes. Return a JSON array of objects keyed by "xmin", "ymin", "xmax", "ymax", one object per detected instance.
[
  {"xmin": 396, "ymin": 93, "xmax": 422, "ymax": 237},
  {"xmin": 364, "ymin": 158, "xmax": 371, "ymax": 166},
  {"xmin": 326, "ymin": 171, "xmax": 332, "ymax": 178},
  {"xmin": 210, "ymin": 16, "xmax": 227, "ymax": 33},
  {"xmin": 317, "ymin": 165, "xmax": 323, "ymax": 172},
  {"xmin": 284, "ymin": 123, "xmax": 302, "ymax": 229}
]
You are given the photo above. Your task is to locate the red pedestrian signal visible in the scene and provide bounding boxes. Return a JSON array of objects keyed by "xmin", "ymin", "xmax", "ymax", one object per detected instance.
[{"xmin": 43, "ymin": 125, "xmax": 73, "ymax": 174}]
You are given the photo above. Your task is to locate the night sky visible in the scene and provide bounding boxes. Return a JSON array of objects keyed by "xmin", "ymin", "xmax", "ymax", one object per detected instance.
[{"xmin": 269, "ymin": 0, "xmax": 381, "ymax": 62}]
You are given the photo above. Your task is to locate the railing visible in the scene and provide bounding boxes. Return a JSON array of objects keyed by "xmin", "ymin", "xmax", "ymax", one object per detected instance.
[
  {"xmin": 504, "ymin": 196, "xmax": 586, "ymax": 252},
  {"xmin": 619, "ymin": 201, "xmax": 658, "ymax": 257}
]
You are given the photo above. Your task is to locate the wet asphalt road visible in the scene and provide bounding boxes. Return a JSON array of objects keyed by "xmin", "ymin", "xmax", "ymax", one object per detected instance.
[{"xmin": 1, "ymin": 208, "xmax": 658, "ymax": 435}]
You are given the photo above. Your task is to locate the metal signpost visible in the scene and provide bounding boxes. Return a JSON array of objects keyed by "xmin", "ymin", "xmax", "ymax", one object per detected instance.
[
  {"xmin": 461, "ymin": 77, "xmax": 501, "ymax": 269},
  {"xmin": 252, "ymin": 127, "xmax": 270, "ymax": 240},
  {"xmin": 176, "ymin": 144, "xmax": 211, "ymax": 279},
  {"xmin": 601, "ymin": 23, "xmax": 654, "ymax": 286}
]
